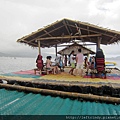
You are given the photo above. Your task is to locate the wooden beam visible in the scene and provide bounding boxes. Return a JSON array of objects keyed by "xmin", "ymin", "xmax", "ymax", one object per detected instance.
[
  {"xmin": 38, "ymin": 40, "xmax": 41, "ymax": 54},
  {"xmin": 23, "ymin": 40, "xmax": 37, "ymax": 47},
  {"xmin": 54, "ymin": 43, "xmax": 97, "ymax": 47},
  {"xmin": 108, "ymin": 34, "xmax": 117, "ymax": 44},
  {"xmin": 66, "ymin": 20, "xmax": 74, "ymax": 35},
  {"xmin": 63, "ymin": 20, "xmax": 71, "ymax": 35},
  {"xmin": 44, "ymin": 30, "xmax": 53, "ymax": 37},
  {"xmin": 68, "ymin": 24, "xmax": 118, "ymax": 38},
  {"xmin": 26, "ymin": 25, "xmax": 65, "ymax": 44},
  {"xmin": 37, "ymin": 34, "xmax": 101, "ymax": 41},
  {"xmin": 41, "ymin": 42, "xmax": 50, "ymax": 47}
]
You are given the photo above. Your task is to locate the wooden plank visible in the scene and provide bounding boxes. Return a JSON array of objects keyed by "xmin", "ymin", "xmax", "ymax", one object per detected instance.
[{"xmin": 37, "ymin": 34, "xmax": 102, "ymax": 41}]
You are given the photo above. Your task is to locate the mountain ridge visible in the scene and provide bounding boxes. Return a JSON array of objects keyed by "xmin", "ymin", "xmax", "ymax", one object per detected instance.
[{"xmin": 0, "ymin": 51, "xmax": 120, "ymax": 59}]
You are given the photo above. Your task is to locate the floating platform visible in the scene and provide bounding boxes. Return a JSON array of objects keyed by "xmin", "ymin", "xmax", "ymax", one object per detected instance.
[{"xmin": 0, "ymin": 68, "xmax": 120, "ymax": 104}]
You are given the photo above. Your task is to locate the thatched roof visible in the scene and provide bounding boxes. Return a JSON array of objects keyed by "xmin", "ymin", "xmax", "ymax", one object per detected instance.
[
  {"xmin": 57, "ymin": 43, "xmax": 95, "ymax": 56},
  {"xmin": 17, "ymin": 18, "xmax": 120, "ymax": 47}
]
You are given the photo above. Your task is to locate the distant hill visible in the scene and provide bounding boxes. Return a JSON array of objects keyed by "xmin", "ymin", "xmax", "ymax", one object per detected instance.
[
  {"xmin": 115, "ymin": 56, "xmax": 120, "ymax": 59},
  {"xmin": 106, "ymin": 56, "xmax": 120, "ymax": 60},
  {"xmin": 0, "ymin": 52, "xmax": 33, "ymax": 58},
  {"xmin": 0, "ymin": 52, "xmax": 29, "ymax": 57},
  {"xmin": 0, "ymin": 52, "xmax": 12, "ymax": 57},
  {"xmin": 1, "ymin": 51, "xmax": 119, "ymax": 59},
  {"xmin": 0, "ymin": 51, "xmax": 56, "ymax": 58}
]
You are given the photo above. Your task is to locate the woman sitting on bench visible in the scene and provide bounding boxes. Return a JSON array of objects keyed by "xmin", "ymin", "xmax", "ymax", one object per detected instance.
[{"xmin": 46, "ymin": 56, "xmax": 59, "ymax": 74}]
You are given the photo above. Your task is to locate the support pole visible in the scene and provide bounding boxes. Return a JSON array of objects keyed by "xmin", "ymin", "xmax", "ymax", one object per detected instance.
[
  {"xmin": 96, "ymin": 37, "xmax": 101, "ymax": 51},
  {"xmin": 87, "ymin": 54, "xmax": 89, "ymax": 59},
  {"xmin": 55, "ymin": 44, "xmax": 57, "ymax": 57},
  {"xmin": 38, "ymin": 40, "xmax": 41, "ymax": 55}
]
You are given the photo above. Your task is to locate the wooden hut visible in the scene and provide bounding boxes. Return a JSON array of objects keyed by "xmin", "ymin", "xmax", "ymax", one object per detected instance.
[
  {"xmin": 17, "ymin": 18, "xmax": 120, "ymax": 56},
  {"xmin": 1, "ymin": 18, "xmax": 120, "ymax": 107},
  {"xmin": 57, "ymin": 43, "xmax": 95, "ymax": 56}
]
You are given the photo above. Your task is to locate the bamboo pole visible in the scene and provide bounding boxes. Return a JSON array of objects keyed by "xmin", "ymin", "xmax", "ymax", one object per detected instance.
[
  {"xmin": 0, "ymin": 78, "xmax": 108, "ymax": 88},
  {"xmin": 38, "ymin": 40, "xmax": 41, "ymax": 54},
  {"xmin": 97, "ymin": 37, "xmax": 101, "ymax": 49},
  {"xmin": 0, "ymin": 83, "xmax": 120, "ymax": 104},
  {"xmin": 37, "ymin": 34, "xmax": 102, "ymax": 41},
  {"xmin": 55, "ymin": 44, "xmax": 57, "ymax": 57}
]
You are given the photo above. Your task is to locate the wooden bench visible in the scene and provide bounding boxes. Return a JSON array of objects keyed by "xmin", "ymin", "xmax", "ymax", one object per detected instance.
[{"xmin": 34, "ymin": 67, "xmax": 53, "ymax": 75}]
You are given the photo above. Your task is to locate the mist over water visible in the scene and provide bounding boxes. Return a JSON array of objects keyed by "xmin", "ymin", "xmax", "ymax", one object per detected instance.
[{"xmin": 0, "ymin": 57, "xmax": 120, "ymax": 74}]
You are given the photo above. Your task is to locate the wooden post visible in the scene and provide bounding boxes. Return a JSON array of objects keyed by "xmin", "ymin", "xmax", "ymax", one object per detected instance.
[
  {"xmin": 96, "ymin": 37, "xmax": 101, "ymax": 51},
  {"xmin": 55, "ymin": 44, "xmax": 57, "ymax": 57},
  {"xmin": 38, "ymin": 40, "xmax": 41, "ymax": 55},
  {"xmin": 87, "ymin": 54, "xmax": 89, "ymax": 59},
  {"xmin": 65, "ymin": 55, "xmax": 67, "ymax": 66}
]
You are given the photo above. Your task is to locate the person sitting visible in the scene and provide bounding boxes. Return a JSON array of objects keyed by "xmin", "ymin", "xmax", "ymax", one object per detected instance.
[
  {"xmin": 90, "ymin": 56, "xmax": 95, "ymax": 69},
  {"xmin": 46, "ymin": 56, "xmax": 59, "ymax": 74},
  {"xmin": 55, "ymin": 56, "xmax": 64, "ymax": 71},
  {"xmin": 84, "ymin": 57, "xmax": 90, "ymax": 74},
  {"xmin": 58, "ymin": 56, "xmax": 65, "ymax": 71},
  {"xmin": 55, "ymin": 56, "xmax": 60, "ymax": 66},
  {"xmin": 35, "ymin": 54, "xmax": 44, "ymax": 75},
  {"xmin": 85, "ymin": 56, "xmax": 96, "ymax": 75}
]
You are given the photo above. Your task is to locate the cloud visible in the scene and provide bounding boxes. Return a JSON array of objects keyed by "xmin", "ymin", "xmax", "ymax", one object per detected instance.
[{"xmin": 0, "ymin": 0, "xmax": 120, "ymax": 58}]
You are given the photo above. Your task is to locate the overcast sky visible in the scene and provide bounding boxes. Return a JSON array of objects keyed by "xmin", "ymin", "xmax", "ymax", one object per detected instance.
[{"xmin": 0, "ymin": 0, "xmax": 120, "ymax": 58}]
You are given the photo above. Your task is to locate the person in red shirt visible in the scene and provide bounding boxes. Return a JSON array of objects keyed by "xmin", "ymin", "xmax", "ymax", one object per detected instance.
[{"xmin": 36, "ymin": 54, "xmax": 43, "ymax": 75}]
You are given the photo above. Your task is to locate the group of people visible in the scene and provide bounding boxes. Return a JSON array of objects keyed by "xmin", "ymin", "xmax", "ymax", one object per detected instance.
[
  {"xmin": 68, "ymin": 48, "xmax": 84, "ymax": 77},
  {"xmin": 84, "ymin": 56, "xmax": 96, "ymax": 74},
  {"xmin": 36, "ymin": 48, "xmax": 105, "ymax": 77},
  {"xmin": 35, "ymin": 48, "xmax": 96, "ymax": 76},
  {"xmin": 36, "ymin": 54, "xmax": 63, "ymax": 75},
  {"xmin": 68, "ymin": 49, "xmax": 97, "ymax": 76}
]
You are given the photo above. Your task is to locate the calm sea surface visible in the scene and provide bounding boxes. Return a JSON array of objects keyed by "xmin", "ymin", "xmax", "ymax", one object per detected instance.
[
  {"xmin": 0, "ymin": 57, "xmax": 36, "ymax": 74},
  {"xmin": 0, "ymin": 57, "xmax": 120, "ymax": 74}
]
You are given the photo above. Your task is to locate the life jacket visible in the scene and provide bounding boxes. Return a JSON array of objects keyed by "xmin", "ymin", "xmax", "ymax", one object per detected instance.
[
  {"xmin": 95, "ymin": 49, "xmax": 105, "ymax": 71},
  {"xmin": 96, "ymin": 48, "xmax": 105, "ymax": 58}
]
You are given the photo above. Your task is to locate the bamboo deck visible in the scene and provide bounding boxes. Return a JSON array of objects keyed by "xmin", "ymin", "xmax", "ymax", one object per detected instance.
[{"xmin": 0, "ymin": 68, "xmax": 120, "ymax": 104}]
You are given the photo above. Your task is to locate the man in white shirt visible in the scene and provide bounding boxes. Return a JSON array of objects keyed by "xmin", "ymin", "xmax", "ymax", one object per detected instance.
[{"xmin": 74, "ymin": 49, "xmax": 84, "ymax": 77}]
